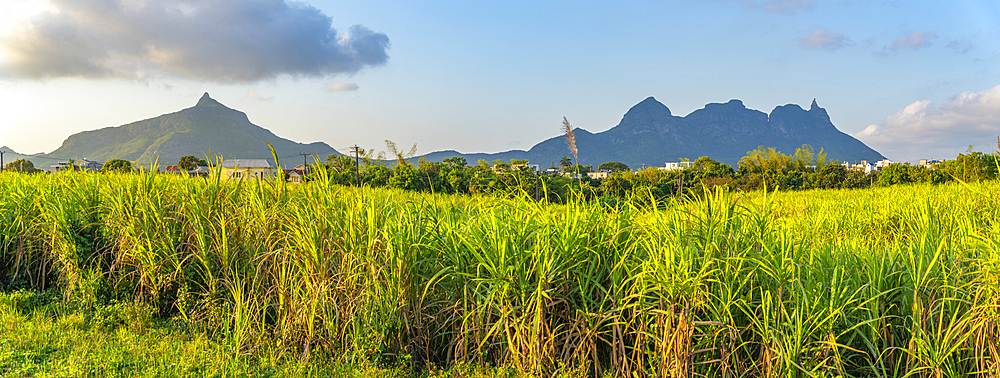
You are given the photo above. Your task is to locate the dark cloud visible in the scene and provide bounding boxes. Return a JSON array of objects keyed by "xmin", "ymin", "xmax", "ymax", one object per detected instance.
[{"xmin": 0, "ymin": 0, "xmax": 390, "ymax": 83}]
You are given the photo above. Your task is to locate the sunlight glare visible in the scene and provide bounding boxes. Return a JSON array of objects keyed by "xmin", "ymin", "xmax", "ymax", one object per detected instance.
[{"xmin": 0, "ymin": 0, "xmax": 50, "ymax": 33}]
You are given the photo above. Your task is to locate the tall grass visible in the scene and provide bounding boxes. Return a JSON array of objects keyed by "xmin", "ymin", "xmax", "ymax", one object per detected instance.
[{"xmin": 1, "ymin": 169, "xmax": 998, "ymax": 377}]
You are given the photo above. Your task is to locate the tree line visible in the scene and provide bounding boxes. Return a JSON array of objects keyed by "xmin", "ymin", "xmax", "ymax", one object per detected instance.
[
  {"xmin": 5, "ymin": 144, "xmax": 997, "ymax": 203},
  {"xmin": 312, "ymin": 143, "xmax": 1000, "ymax": 203}
]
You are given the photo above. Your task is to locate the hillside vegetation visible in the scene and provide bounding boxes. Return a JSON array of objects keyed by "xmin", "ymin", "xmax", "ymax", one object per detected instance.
[
  {"xmin": 1, "ymin": 171, "xmax": 998, "ymax": 377},
  {"xmin": 42, "ymin": 93, "xmax": 337, "ymax": 166}
]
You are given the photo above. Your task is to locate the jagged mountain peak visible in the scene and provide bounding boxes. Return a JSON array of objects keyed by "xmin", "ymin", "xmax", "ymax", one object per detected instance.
[
  {"xmin": 620, "ymin": 96, "xmax": 672, "ymax": 126},
  {"xmin": 195, "ymin": 92, "xmax": 224, "ymax": 108},
  {"xmin": 420, "ymin": 96, "xmax": 884, "ymax": 168}
]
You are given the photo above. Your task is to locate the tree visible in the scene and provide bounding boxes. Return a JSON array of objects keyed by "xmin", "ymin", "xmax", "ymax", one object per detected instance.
[
  {"xmin": 567, "ymin": 164, "xmax": 592, "ymax": 174},
  {"xmin": 598, "ymin": 162, "xmax": 629, "ymax": 172},
  {"xmin": 178, "ymin": 156, "xmax": 207, "ymax": 171},
  {"xmin": 791, "ymin": 144, "xmax": 817, "ymax": 171},
  {"xmin": 559, "ymin": 156, "xmax": 572, "ymax": 171},
  {"xmin": 599, "ymin": 175, "xmax": 632, "ymax": 198},
  {"xmin": 692, "ymin": 156, "xmax": 734, "ymax": 178},
  {"xmin": 385, "ymin": 140, "xmax": 418, "ymax": 167},
  {"xmin": 738, "ymin": 146, "xmax": 792, "ymax": 175},
  {"xmin": 491, "ymin": 159, "xmax": 511, "ymax": 172},
  {"xmin": 816, "ymin": 164, "xmax": 847, "ymax": 189},
  {"xmin": 101, "ymin": 159, "xmax": 134, "ymax": 173},
  {"xmin": 4, "ymin": 159, "xmax": 36, "ymax": 173},
  {"xmin": 942, "ymin": 150, "xmax": 998, "ymax": 182},
  {"xmin": 443, "ymin": 156, "xmax": 467, "ymax": 168}
]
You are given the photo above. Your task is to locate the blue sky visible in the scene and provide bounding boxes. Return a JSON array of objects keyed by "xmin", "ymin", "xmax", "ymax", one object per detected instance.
[{"xmin": 1, "ymin": 0, "xmax": 998, "ymax": 163}]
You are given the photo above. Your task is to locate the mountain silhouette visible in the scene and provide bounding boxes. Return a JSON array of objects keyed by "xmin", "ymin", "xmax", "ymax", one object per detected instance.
[
  {"xmin": 43, "ymin": 93, "xmax": 338, "ymax": 166},
  {"xmin": 421, "ymin": 97, "xmax": 885, "ymax": 168}
]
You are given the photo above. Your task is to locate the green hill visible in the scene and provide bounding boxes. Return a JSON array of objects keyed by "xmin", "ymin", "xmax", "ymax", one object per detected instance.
[{"xmin": 45, "ymin": 93, "xmax": 338, "ymax": 166}]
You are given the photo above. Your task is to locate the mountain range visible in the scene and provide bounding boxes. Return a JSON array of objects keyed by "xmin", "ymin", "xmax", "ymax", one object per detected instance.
[
  {"xmin": 3, "ymin": 94, "xmax": 884, "ymax": 171},
  {"xmin": 422, "ymin": 97, "xmax": 884, "ymax": 168}
]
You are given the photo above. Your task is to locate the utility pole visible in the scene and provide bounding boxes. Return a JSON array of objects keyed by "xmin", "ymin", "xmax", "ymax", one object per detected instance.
[
  {"xmin": 0, "ymin": 150, "xmax": 5, "ymax": 172},
  {"xmin": 298, "ymin": 153, "xmax": 310, "ymax": 175},
  {"xmin": 350, "ymin": 145, "xmax": 362, "ymax": 186}
]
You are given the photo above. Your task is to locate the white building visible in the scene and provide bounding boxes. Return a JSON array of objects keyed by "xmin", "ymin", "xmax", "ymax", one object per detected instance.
[
  {"xmin": 587, "ymin": 171, "xmax": 610, "ymax": 179},
  {"xmin": 661, "ymin": 161, "xmax": 692, "ymax": 171},
  {"xmin": 218, "ymin": 159, "xmax": 280, "ymax": 181},
  {"xmin": 841, "ymin": 159, "xmax": 894, "ymax": 174}
]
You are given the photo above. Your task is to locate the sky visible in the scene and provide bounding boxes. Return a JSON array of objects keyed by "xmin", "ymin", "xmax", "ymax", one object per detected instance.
[{"xmin": 1, "ymin": 0, "xmax": 999, "ymax": 163}]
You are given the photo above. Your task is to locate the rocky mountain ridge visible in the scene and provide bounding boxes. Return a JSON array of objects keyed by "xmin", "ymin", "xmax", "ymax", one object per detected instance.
[{"xmin": 421, "ymin": 97, "xmax": 885, "ymax": 168}]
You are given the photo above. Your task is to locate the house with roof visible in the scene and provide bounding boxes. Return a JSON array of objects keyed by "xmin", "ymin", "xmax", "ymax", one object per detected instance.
[
  {"xmin": 587, "ymin": 171, "xmax": 610, "ymax": 179},
  {"xmin": 284, "ymin": 164, "xmax": 309, "ymax": 184},
  {"xmin": 919, "ymin": 159, "xmax": 943, "ymax": 169},
  {"xmin": 49, "ymin": 159, "xmax": 103, "ymax": 173},
  {"xmin": 79, "ymin": 159, "xmax": 103, "ymax": 172},
  {"xmin": 50, "ymin": 161, "xmax": 73, "ymax": 173},
  {"xmin": 660, "ymin": 161, "xmax": 692, "ymax": 171},
  {"xmin": 217, "ymin": 159, "xmax": 279, "ymax": 181},
  {"xmin": 165, "ymin": 165, "xmax": 211, "ymax": 176}
]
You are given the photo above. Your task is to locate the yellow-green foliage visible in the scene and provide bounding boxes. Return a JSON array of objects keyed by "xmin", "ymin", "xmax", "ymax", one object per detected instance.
[{"xmin": 0, "ymin": 171, "xmax": 998, "ymax": 377}]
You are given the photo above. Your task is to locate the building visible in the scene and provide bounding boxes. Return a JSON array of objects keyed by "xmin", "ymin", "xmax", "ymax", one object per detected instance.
[
  {"xmin": 284, "ymin": 165, "xmax": 307, "ymax": 184},
  {"xmin": 661, "ymin": 161, "xmax": 692, "ymax": 171},
  {"xmin": 587, "ymin": 171, "xmax": 610, "ymax": 179},
  {"xmin": 841, "ymin": 159, "xmax": 894, "ymax": 174},
  {"xmin": 49, "ymin": 159, "xmax": 102, "ymax": 173},
  {"xmin": 50, "ymin": 161, "xmax": 74, "ymax": 173},
  {"xmin": 919, "ymin": 159, "xmax": 943, "ymax": 169},
  {"xmin": 874, "ymin": 159, "xmax": 893, "ymax": 169},
  {"xmin": 842, "ymin": 160, "xmax": 872, "ymax": 172},
  {"xmin": 218, "ymin": 159, "xmax": 279, "ymax": 181},
  {"xmin": 165, "ymin": 165, "xmax": 210, "ymax": 176},
  {"xmin": 79, "ymin": 159, "xmax": 103, "ymax": 172}
]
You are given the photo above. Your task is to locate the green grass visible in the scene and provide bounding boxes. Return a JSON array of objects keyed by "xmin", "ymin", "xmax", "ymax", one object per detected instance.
[{"xmin": 1, "ymin": 171, "xmax": 999, "ymax": 377}]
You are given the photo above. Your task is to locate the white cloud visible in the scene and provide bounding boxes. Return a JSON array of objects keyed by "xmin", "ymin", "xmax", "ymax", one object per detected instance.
[
  {"xmin": 245, "ymin": 88, "xmax": 272, "ymax": 101},
  {"xmin": 891, "ymin": 30, "xmax": 938, "ymax": 50},
  {"xmin": 800, "ymin": 28, "xmax": 850, "ymax": 50},
  {"xmin": 325, "ymin": 81, "xmax": 359, "ymax": 92},
  {"xmin": 0, "ymin": 0, "xmax": 390, "ymax": 83},
  {"xmin": 854, "ymin": 84, "xmax": 1000, "ymax": 161},
  {"xmin": 741, "ymin": 0, "xmax": 815, "ymax": 14},
  {"xmin": 872, "ymin": 30, "xmax": 938, "ymax": 57}
]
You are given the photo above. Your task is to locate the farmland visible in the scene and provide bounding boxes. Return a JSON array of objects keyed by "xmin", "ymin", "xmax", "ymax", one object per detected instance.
[{"xmin": 1, "ymin": 171, "xmax": 998, "ymax": 377}]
